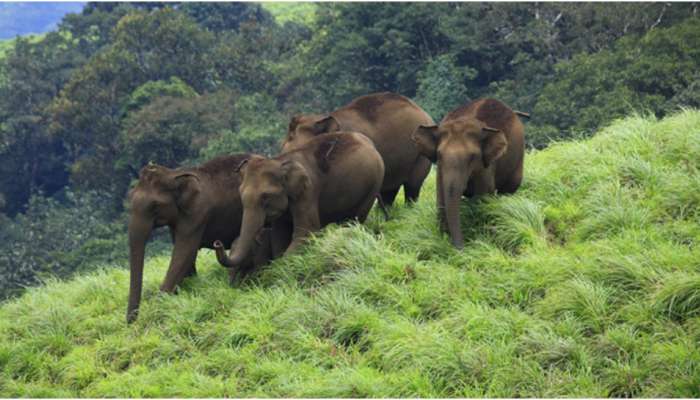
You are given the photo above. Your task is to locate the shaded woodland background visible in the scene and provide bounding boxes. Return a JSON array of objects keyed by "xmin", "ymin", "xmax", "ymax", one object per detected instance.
[{"xmin": 1, "ymin": 2, "xmax": 699, "ymax": 298}]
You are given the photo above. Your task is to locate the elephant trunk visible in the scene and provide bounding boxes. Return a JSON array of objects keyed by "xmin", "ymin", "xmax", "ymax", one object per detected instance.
[
  {"xmin": 126, "ymin": 216, "xmax": 153, "ymax": 324},
  {"xmin": 442, "ymin": 172, "xmax": 468, "ymax": 249},
  {"xmin": 213, "ymin": 240, "xmax": 235, "ymax": 268},
  {"xmin": 217, "ymin": 210, "xmax": 265, "ymax": 269}
]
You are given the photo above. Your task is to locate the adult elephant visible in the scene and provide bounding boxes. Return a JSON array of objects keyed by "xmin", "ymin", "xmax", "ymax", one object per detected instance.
[
  {"xmin": 412, "ymin": 98, "xmax": 526, "ymax": 249},
  {"xmin": 280, "ymin": 92, "xmax": 434, "ymax": 206},
  {"xmin": 126, "ymin": 155, "xmax": 271, "ymax": 323},
  {"xmin": 215, "ymin": 131, "xmax": 384, "ymax": 268}
]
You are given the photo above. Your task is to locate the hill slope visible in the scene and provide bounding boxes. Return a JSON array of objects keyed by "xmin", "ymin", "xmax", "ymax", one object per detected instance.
[{"xmin": 1, "ymin": 111, "xmax": 700, "ymax": 397}]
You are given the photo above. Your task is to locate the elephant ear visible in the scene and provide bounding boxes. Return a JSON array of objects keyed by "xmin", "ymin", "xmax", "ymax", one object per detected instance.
[
  {"xmin": 288, "ymin": 115, "xmax": 302, "ymax": 134},
  {"xmin": 481, "ymin": 128, "xmax": 508, "ymax": 168},
  {"xmin": 235, "ymin": 158, "xmax": 250, "ymax": 174},
  {"xmin": 412, "ymin": 125, "xmax": 439, "ymax": 162},
  {"xmin": 281, "ymin": 160, "xmax": 310, "ymax": 200},
  {"xmin": 312, "ymin": 115, "xmax": 341, "ymax": 135},
  {"xmin": 173, "ymin": 173, "xmax": 201, "ymax": 213}
]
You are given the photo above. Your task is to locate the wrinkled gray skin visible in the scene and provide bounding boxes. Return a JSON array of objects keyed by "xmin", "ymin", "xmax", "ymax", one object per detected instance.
[{"xmin": 127, "ymin": 155, "xmax": 271, "ymax": 324}]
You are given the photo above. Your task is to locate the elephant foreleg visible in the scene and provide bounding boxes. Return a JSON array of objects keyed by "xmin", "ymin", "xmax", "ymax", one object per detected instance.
[
  {"xmin": 161, "ymin": 230, "xmax": 202, "ymax": 293},
  {"xmin": 185, "ymin": 257, "xmax": 197, "ymax": 277},
  {"xmin": 285, "ymin": 200, "xmax": 320, "ymax": 255},
  {"xmin": 170, "ymin": 229, "xmax": 197, "ymax": 277},
  {"xmin": 404, "ymin": 155, "xmax": 431, "ymax": 204},
  {"xmin": 271, "ymin": 217, "xmax": 293, "ymax": 258}
]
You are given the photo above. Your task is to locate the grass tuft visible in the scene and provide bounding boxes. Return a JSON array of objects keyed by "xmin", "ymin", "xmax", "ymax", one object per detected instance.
[{"xmin": 652, "ymin": 272, "xmax": 700, "ymax": 322}]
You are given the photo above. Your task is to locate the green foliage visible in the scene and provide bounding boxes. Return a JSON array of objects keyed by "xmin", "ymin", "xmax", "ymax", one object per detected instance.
[
  {"xmin": 48, "ymin": 7, "xmax": 216, "ymax": 207},
  {"xmin": 262, "ymin": 2, "xmax": 317, "ymax": 26},
  {"xmin": 4, "ymin": 2, "xmax": 700, "ymax": 216},
  {"xmin": 118, "ymin": 90, "xmax": 236, "ymax": 173},
  {"xmin": 122, "ymin": 77, "xmax": 197, "ymax": 114},
  {"xmin": 0, "ymin": 191, "xmax": 123, "ymax": 299},
  {"xmin": 414, "ymin": 54, "xmax": 474, "ymax": 121},
  {"xmin": 532, "ymin": 17, "xmax": 700, "ymax": 146},
  {"xmin": 201, "ymin": 93, "xmax": 285, "ymax": 159},
  {"xmin": 182, "ymin": 2, "xmax": 273, "ymax": 33},
  {"xmin": 1, "ymin": 112, "xmax": 699, "ymax": 396},
  {"xmin": 0, "ymin": 32, "xmax": 82, "ymax": 215}
]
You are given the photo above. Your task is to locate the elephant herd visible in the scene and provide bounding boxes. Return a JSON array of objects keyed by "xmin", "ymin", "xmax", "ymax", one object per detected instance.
[{"xmin": 126, "ymin": 92, "xmax": 527, "ymax": 323}]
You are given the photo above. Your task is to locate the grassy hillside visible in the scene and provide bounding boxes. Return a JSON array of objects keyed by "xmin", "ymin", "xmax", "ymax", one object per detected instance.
[{"xmin": 1, "ymin": 111, "xmax": 700, "ymax": 397}]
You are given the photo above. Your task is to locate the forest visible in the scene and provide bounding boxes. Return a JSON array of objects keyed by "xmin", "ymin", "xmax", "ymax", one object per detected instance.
[{"xmin": 0, "ymin": 2, "xmax": 699, "ymax": 298}]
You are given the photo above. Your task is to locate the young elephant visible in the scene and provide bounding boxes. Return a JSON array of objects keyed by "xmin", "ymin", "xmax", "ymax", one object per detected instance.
[
  {"xmin": 412, "ymin": 98, "xmax": 526, "ymax": 249},
  {"xmin": 280, "ymin": 92, "xmax": 434, "ymax": 206},
  {"xmin": 214, "ymin": 132, "xmax": 384, "ymax": 268},
  {"xmin": 127, "ymin": 155, "xmax": 271, "ymax": 323}
]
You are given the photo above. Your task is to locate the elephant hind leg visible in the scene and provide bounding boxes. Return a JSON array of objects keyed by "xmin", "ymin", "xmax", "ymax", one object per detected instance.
[
  {"xmin": 354, "ymin": 193, "xmax": 381, "ymax": 223},
  {"xmin": 404, "ymin": 155, "xmax": 431, "ymax": 203},
  {"xmin": 380, "ymin": 187, "xmax": 400, "ymax": 207},
  {"xmin": 498, "ymin": 164, "xmax": 523, "ymax": 194}
]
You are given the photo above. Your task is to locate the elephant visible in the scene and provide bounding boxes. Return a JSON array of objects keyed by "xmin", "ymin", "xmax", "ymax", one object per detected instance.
[
  {"xmin": 126, "ymin": 154, "xmax": 272, "ymax": 323},
  {"xmin": 214, "ymin": 131, "xmax": 384, "ymax": 268},
  {"xmin": 280, "ymin": 92, "xmax": 434, "ymax": 207},
  {"xmin": 412, "ymin": 98, "xmax": 526, "ymax": 249}
]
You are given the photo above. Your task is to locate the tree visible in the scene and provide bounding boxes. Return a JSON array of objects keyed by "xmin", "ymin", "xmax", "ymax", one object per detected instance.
[
  {"xmin": 201, "ymin": 93, "xmax": 285, "ymax": 159},
  {"xmin": 180, "ymin": 2, "xmax": 273, "ymax": 33},
  {"xmin": 48, "ymin": 8, "xmax": 216, "ymax": 207},
  {"xmin": 415, "ymin": 54, "xmax": 474, "ymax": 121},
  {"xmin": 119, "ymin": 89, "xmax": 236, "ymax": 174},
  {"xmin": 531, "ymin": 17, "xmax": 700, "ymax": 146},
  {"xmin": 0, "ymin": 32, "xmax": 81, "ymax": 215}
]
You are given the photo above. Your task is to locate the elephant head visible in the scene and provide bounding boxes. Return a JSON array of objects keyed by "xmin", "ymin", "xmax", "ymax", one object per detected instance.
[
  {"xmin": 216, "ymin": 156, "xmax": 309, "ymax": 268},
  {"xmin": 280, "ymin": 113, "xmax": 340, "ymax": 153},
  {"xmin": 412, "ymin": 118, "xmax": 506, "ymax": 249},
  {"xmin": 126, "ymin": 163, "xmax": 201, "ymax": 323}
]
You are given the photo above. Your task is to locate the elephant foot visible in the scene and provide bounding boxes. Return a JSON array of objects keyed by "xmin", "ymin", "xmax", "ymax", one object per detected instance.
[{"xmin": 160, "ymin": 285, "xmax": 179, "ymax": 295}]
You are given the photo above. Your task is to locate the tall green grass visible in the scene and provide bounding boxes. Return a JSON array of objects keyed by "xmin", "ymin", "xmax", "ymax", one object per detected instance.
[{"xmin": 1, "ymin": 110, "xmax": 700, "ymax": 397}]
